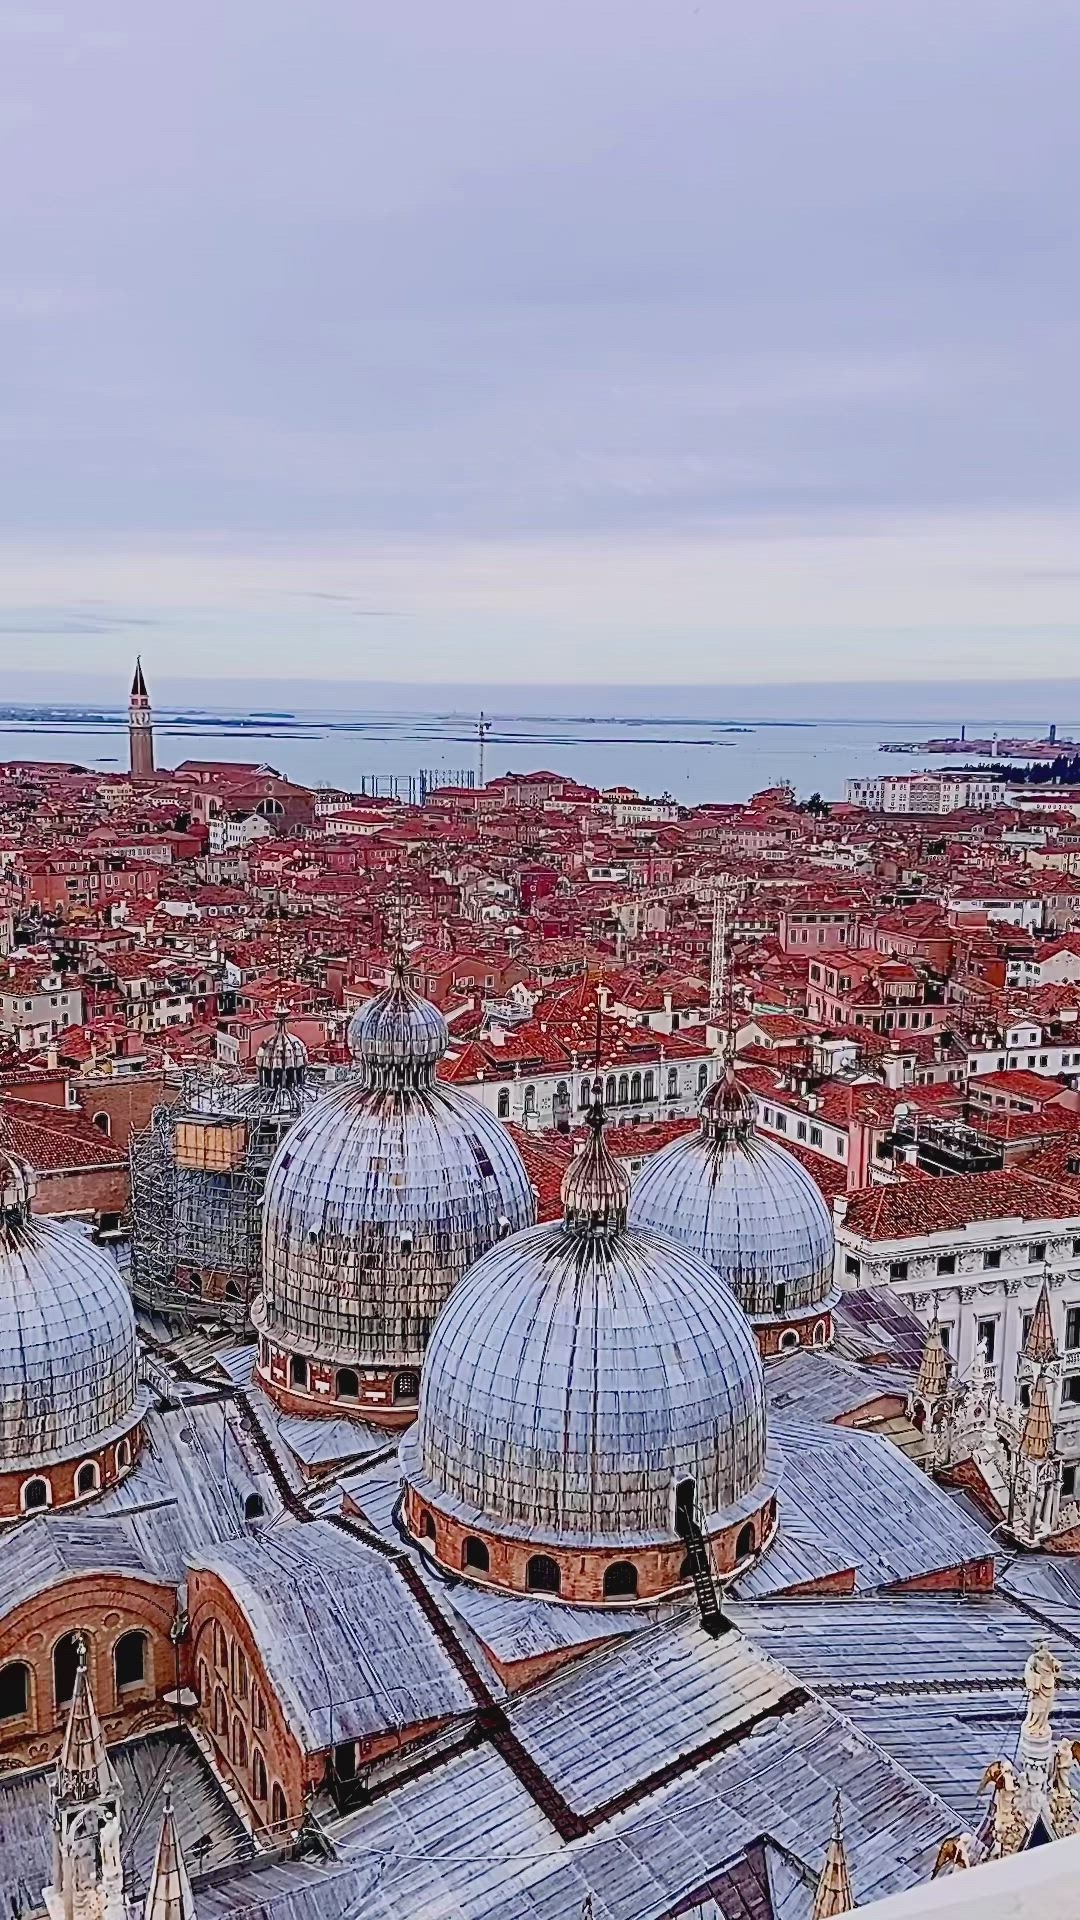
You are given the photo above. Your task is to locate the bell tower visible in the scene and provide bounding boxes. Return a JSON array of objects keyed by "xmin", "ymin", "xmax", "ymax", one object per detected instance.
[{"xmin": 129, "ymin": 658, "xmax": 155, "ymax": 779}]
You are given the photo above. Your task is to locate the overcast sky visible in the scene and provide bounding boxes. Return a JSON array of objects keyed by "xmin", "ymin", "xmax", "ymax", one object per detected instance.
[{"xmin": 1, "ymin": 0, "xmax": 1078, "ymax": 687}]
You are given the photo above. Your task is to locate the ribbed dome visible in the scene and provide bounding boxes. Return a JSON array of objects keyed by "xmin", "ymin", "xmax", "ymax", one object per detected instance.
[
  {"xmin": 0, "ymin": 1155, "xmax": 146, "ymax": 1469},
  {"xmin": 404, "ymin": 1109, "xmax": 770, "ymax": 1546},
  {"xmin": 627, "ymin": 1070, "xmax": 837, "ymax": 1324},
  {"xmin": 347, "ymin": 961, "xmax": 449, "ymax": 1082},
  {"xmin": 256, "ymin": 977, "xmax": 534, "ymax": 1369}
]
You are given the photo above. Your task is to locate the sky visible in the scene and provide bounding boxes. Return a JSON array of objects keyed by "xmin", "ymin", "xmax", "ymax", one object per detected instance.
[{"xmin": 1, "ymin": 0, "xmax": 1078, "ymax": 688}]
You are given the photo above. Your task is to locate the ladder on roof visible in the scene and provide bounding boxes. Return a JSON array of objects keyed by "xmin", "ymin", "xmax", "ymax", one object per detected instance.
[{"xmin": 676, "ymin": 1507, "xmax": 728, "ymax": 1637}]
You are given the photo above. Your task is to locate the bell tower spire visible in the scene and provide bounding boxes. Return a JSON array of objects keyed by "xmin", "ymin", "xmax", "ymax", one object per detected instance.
[{"xmin": 129, "ymin": 658, "xmax": 155, "ymax": 779}]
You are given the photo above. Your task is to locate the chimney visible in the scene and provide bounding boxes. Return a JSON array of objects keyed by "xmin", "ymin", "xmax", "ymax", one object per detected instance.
[{"xmin": 833, "ymin": 1194, "xmax": 849, "ymax": 1224}]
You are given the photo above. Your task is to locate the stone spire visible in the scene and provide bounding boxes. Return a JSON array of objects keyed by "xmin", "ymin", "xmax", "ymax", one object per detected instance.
[
  {"xmin": 144, "ymin": 1795, "xmax": 197, "ymax": 1920},
  {"xmin": 1022, "ymin": 1281, "xmax": 1058, "ymax": 1367},
  {"xmin": 56, "ymin": 1643, "xmax": 117, "ymax": 1805},
  {"xmin": 44, "ymin": 1643, "xmax": 126, "ymax": 1920},
  {"xmin": 812, "ymin": 1793, "xmax": 855, "ymax": 1918}
]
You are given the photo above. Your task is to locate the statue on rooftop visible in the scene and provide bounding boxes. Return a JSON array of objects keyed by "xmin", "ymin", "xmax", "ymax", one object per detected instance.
[{"xmin": 1022, "ymin": 1640, "xmax": 1061, "ymax": 1746}]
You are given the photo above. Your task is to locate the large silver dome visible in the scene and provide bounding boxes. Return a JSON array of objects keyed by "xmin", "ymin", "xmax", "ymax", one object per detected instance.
[
  {"xmin": 404, "ymin": 1101, "xmax": 770, "ymax": 1547},
  {"xmin": 0, "ymin": 1157, "xmax": 145, "ymax": 1468},
  {"xmin": 256, "ymin": 969, "xmax": 535, "ymax": 1370},
  {"xmin": 627, "ymin": 1066, "xmax": 837, "ymax": 1326}
]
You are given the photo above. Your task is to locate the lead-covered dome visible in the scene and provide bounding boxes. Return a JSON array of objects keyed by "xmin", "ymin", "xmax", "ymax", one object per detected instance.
[
  {"xmin": 0, "ymin": 1154, "xmax": 146, "ymax": 1472},
  {"xmin": 403, "ymin": 1091, "xmax": 775, "ymax": 1599},
  {"xmin": 254, "ymin": 965, "xmax": 535, "ymax": 1423},
  {"xmin": 627, "ymin": 1064, "xmax": 838, "ymax": 1351}
]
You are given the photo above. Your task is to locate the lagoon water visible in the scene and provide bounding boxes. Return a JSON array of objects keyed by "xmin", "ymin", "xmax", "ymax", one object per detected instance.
[{"xmin": 3, "ymin": 679, "xmax": 1077, "ymax": 806}]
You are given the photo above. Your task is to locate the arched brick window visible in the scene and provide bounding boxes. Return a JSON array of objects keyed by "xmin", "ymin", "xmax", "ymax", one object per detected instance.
[
  {"xmin": 213, "ymin": 1623, "xmax": 228, "ymax": 1669},
  {"xmin": 418, "ymin": 1508, "xmax": 436, "ymax": 1540},
  {"xmin": 76, "ymin": 1461, "xmax": 99, "ymax": 1498},
  {"xmin": 779, "ymin": 1328, "xmax": 800, "ymax": 1352},
  {"xmin": 463, "ymin": 1536, "xmax": 489, "ymax": 1572},
  {"xmin": 115, "ymin": 1438, "xmax": 132, "ymax": 1473},
  {"xmin": 0, "ymin": 1662, "xmax": 30, "ymax": 1722},
  {"xmin": 526, "ymin": 1554, "xmax": 560, "ymax": 1594},
  {"xmin": 232, "ymin": 1646, "xmax": 249, "ymax": 1700},
  {"xmin": 232, "ymin": 1717, "xmax": 248, "ymax": 1766},
  {"xmin": 736, "ymin": 1522, "xmax": 755, "ymax": 1561},
  {"xmin": 213, "ymin": 1688, "xmax": 228, "ymax": 1736},
  {"xmin": 252, "ymin": 1749, "xmax": 268, "ymax": 1802},
  {"xmin": 394, "ymin": 1371, "xmax": 420, "ymax": 1403},
  {"xmin": 603, "ymin": 1561, "xmax": 638, "ymax": 1598},
  {"xmin": 21, "ymin": 1477, "xmax": 51, "ymax": 1512},
  {"xmin": 289, "ymin": 1354, "xmax": 308, "ymax": 1390},
  {"xmin": 271, "ymin": 1783, "xmax": 288, "ymax": 1831},
  {"xmin": 336, "ymin": 1368, "xmax": 360, "ymax": 1400},
  {"xmin": 92, "ymin": 1111, "xmax": 111, "ymax": 1136},
  {"xmin": 813, "ymin": 1319, "xmax": 828, "ymax": 1346},
  {"xmin": 113, "ymin": 1631, "xmax": 147, "ymax": 1696},
  {"xmin": 53, "ymin": 1635, "xmax": 81, "ymax": 1711},
  {"xmin": 251, "ymin": 1684, "xmax": 267, "ymax": 1732}
]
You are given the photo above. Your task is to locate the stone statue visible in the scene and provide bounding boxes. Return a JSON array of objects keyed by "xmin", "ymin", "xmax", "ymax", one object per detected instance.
[
  {"xmin": 932, "ymin": 1832, "xmax": 976, "ymax": 1876},
  {"xmin": 1022, "ymin": 1641, "xmax": 1062, "ymax": 1744},
  {"xmin": 1049, "ymin": 1738, "xmax": 1080, "ymax": 1837},
  {"xmin": 979, "ymin": 1759, "xmax": 1029, "ymax": 1857}
]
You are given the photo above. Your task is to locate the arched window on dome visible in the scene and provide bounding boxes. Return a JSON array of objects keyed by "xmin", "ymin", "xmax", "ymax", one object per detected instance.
[
  {"xmin": 53, "ymin": 1635, "xmax": 81, "ymax": 1711},
  {"xmin": 75, "ymin": 1461, "xmax": 99, "ymax": 1499},
  {"xmin": 630, "ymin": 1072, "xmax": 641, "ymax": 1104},
  {"xmin": 252, "ymin": 1748, "xmax": 268, "ymax": 1802},
  {"xmin": 697, "ymin": 1064, "xmax": 709, "ymax": 1092},
  {"xmin": 779, "ymin": 1328, "xmax": 800, "ymax": 1352},
  {"xmin": 244, "ymin": 1492, "xmax": 265, "ymax": 1522},
  {"xmin": 813, "ymin": 1319, "xmax": 828, "ymax": 1346},
  {"xmin": 497, "ymin": 1088, "xmax": 510, "ymax": 1119},
  {"xmin": 113, "ymin": 1631, "xmax": 147, "ymax": 1696},
  {"xmin": 735, "ymin": 1522, "xmax": 755, "ymax": 1561},
  {"xmin": 463, "ymin": 1536, "xmax": 489, "ymax": 1573},
  {"xmin": 674, "ymin": 1479, "xmax": 696, "ymax": 1536},
  {"xmin": 0, "ymin": 1662, "xmax": 30, "ymax": 1722},
  {"xmin": 115, "ymin": 1438, "xmax": 132, "ymax": 1474},
  {"xmin": 643, "ymin": 1070, "xmax": 655, "ymax": 1101},
  {"xmin": 526, "ymin": 1554, "xmax": 560, "ymax": 1594},
  {"xmin": 271, "ymin": 1782, "xmax": 288, "ymax": 1832},
  {"xmin": 289, "ymin": 1354, "xmax": 308, "ymax": 1390},
  {"xmin": 418, "ymin": 1508, "xmax": 436, "ymax": 1540},
  {"xmin": 603, "ymin": 1561, "xmax": 638, "ymax": 1598},
  {"xmin": 224, "ymin": 1279, "xmax": 242, "ymax": 1302},
  {"xmin": 667, "ymin": 1068, "xmax": 679, "ymax": 1098},
  {"xmin": 21, "ymin": 1476, "xmax": 51, "ymax": 1513},
  {"xmin": 394, "ymin": 1371, "xmax": 420, "ymax": 1403},
  {"xmin": 336, "ymin": 1368, "xmax": 360, "ymax": 1401}
]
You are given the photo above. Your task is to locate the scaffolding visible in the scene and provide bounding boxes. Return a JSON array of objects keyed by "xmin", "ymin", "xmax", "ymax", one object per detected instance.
[{"xmin": 128, "ymin": 1057, "xmax": 318, "ymax": 1332}]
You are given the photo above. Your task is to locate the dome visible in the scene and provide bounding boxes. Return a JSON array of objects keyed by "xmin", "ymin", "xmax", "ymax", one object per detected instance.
[
  {"xmin": 347, "ymin": 960, "xmax": 449, "ymax": 1080},
  {"xmin": 0, "ymin": 1154, "xmax": 146, "ymax": 1469},
  {"xmin": 255, "ymin": 973, "xmax": 535, "ymax": 1408},
  {"xmin": 627, "ymin": 1065, "xmax": 837, "ymax": 1330},
  {"xmin": 404, "ymin": 1095, "xmax": 771, "ymax": 1550}
]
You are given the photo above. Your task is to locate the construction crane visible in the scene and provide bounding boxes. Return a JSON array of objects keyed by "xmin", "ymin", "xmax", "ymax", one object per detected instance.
[{"xmin": 612, "ymin": 876, "xmax": 739, "ymax": 1020}]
